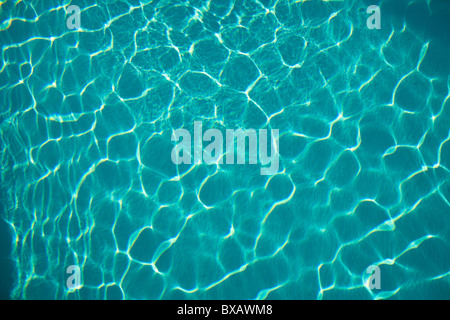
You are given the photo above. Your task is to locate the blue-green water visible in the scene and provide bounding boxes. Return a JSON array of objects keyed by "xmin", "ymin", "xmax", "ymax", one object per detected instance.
[{"xmin": 1, "ymin": 0, "xmax": 450, "ymax": 300}]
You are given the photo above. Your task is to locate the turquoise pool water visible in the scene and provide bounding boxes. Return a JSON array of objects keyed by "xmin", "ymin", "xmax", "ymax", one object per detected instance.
[{"xmin": 1, "ymin": 0, "xmax": 449, "ymax": 300}]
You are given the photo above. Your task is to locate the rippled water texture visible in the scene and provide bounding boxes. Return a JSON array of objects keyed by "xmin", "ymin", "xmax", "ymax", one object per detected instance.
[{"xmin": 1, "ymin": 0, "xmax": 450, "ymax": 300}]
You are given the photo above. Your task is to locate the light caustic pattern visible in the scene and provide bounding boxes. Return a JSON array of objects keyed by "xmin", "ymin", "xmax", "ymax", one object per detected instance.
[{"xmin": 0, "ymin": 0, "xmax": 450, "ymax": 300}]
